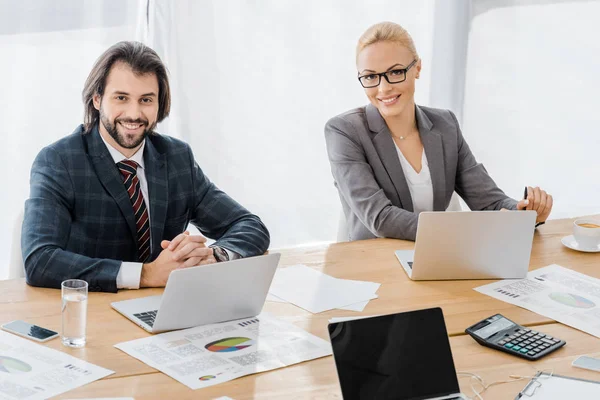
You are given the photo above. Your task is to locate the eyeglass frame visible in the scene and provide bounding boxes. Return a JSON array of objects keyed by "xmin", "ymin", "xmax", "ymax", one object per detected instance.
[{"xmin": 357, "ymin": 59, "xmax": 418, "ymax": 88}]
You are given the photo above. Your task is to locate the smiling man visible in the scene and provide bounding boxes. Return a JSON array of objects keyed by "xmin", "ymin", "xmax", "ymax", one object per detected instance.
[{"xmin": 22, "ymin": 41, "xmax": 270, "ymax": 292}]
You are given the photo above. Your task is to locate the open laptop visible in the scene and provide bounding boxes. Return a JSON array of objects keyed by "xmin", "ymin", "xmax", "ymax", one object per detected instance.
[
  {"xmin": 111, "ymin": 253, "xmax": 280, "ymax": 333},
  {"xmin": 395, "ymin": 211, "xmax": 537, "ymax": 280},
  {"xmin": 328, "ymin": 308, "xmax": 467, "ymax": 400}
]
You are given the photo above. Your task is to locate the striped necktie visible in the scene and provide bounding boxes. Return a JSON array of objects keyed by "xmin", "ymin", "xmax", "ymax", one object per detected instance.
[{"xmin": 117, "ymin": 160, "xmax": 151, "ymax": 262}]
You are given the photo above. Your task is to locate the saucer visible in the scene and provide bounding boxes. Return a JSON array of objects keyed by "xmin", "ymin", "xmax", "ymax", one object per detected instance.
[{"xmin": 561, "ymin": 235, "xmax": 600, "ymax": 253}]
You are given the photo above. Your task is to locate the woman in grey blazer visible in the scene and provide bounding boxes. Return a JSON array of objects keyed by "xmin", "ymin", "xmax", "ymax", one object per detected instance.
[{"xmin": 325, "ymin": 22, "xmax": 553, "ymax": 241}]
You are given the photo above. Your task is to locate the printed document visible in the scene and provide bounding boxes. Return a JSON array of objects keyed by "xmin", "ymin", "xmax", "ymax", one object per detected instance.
[
  {"xmin": 115, "ymin": 313, "xmax": 332, "ymax": 390},
  {"xmin": 0, "ymin": 331, "xmax": 113, "ymax": 400},
  {"xmin": 475, "ymin": 264, "xmax": 600, "ymax": 338}
]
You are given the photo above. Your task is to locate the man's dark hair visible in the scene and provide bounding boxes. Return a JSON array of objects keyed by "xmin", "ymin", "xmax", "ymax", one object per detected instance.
[{"xmin": 82, "ymin": 41, "xmax": 171, "ymax": 133}]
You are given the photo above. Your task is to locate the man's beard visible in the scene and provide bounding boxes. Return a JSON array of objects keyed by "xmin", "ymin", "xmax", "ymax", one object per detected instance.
[{"xmin": 99, "ymin": 107, "xmax": 156, "ymax": 149}]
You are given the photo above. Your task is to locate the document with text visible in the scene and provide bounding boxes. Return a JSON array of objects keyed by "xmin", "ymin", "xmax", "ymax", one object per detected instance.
[
  {"xmin": 475, "ymin": 264, "xmax": 600, "ymax": 338},
  {"xmin": 115, "ymin": 313, "xmax": 332, "ymax": 390},
  {"xmin": 0, "ymin": 331, "xmax": 114, "ymax": 400}
]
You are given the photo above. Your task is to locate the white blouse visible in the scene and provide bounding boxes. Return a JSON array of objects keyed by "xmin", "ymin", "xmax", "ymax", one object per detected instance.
[{"xmin": 395, "ymin": 145, "xmax": 434, "ymax": 214}]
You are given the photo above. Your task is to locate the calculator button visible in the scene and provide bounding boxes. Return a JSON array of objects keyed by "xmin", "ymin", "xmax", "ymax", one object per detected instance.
[
  {"xmin": 535, "ymin": 346, "xmax": 545, "ymax": 352},
  {"xmin": 505, "ymin": 343, "xmax": 514, "ymax": 349},
  {"xmin": 545, "ymin": 336, "xmax": 553, "ymax": 340},
  {"xmin": 541, "ymin": 338, "xmax": 555, "ymax": 345},
  {"xmin": 523, "ymin": 340, "xmax": 532, "ymax": 345},
  {"xmin": 524, "ymin": 346, "xmax": 533, "ymax": 350},
  {"xmin": 498, "ymin": 340, "xmax": 506, "ymax": 345},
  {"xmin": 520, "ymin": 348, "xmax": 528, "ymax": 353},
  {"xmin": 509, "ymin": 335, "xmax": 517, "ymax": 340},
  {"xmin": 523, "ymin": 328, "xmax": 531, "ymax": 332},
  {"xmin": 513, "ymin": 345, "xmax": 522, "ymax": 351},
  {"xmin": 533, "ymin": 335, "xmax": 542, "ymax": 340},
  {"xmin": 537, "ymin": 334, "xmax": 546, "ymax": 338}
]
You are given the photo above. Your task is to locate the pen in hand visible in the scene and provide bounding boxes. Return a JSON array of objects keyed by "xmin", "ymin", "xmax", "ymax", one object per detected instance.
[{"xmin": 524, "ymin": 185, "xmax": 544, "ymax": 227}]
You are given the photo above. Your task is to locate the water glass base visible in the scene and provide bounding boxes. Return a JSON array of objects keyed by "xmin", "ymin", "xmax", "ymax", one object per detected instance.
[{"xmin": 62, "ymin": 337, "xmax": 86, "ymax": 348}]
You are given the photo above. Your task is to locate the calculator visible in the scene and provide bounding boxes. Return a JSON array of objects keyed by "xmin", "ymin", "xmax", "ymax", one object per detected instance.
[{"xmin": 465, "ymin": 314, "xmax": 566, "ymax": 360}]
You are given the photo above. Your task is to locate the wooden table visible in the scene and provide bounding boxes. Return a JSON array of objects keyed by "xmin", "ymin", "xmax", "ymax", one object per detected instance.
[{"xmin": 1, "ymin": 216, "xmax": 599, "ymax": 399}]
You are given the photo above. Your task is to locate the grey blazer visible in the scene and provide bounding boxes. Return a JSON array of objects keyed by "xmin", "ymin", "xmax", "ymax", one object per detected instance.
[{"xmin": 324, "ymin": 104, "xmax": 517, "ymax": 241}]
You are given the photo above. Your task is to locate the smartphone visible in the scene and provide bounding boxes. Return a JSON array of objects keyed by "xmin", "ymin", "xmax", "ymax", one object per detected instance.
[
  {"xmin": 1, "ymin": 320, "xmax": 59, "ymax": 342},
  {"xmin": 572, "ymin": 356, "xmax": 600, "ymax": 372}
]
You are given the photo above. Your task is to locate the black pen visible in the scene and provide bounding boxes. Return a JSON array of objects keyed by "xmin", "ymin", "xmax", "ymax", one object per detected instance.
[{"xmin": 524, "ymin": 185, "xmax": 545, "ymax": 227}]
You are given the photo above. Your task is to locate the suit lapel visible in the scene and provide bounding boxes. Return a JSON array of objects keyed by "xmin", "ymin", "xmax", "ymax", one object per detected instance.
[
  {"xmin": 144, "ymin": 137, "xmax": 168, "ymax": 258},
  {"xmin": 85, "ymin": 126, "xmax": 138, "ymax": 244},
  {"xmin": 416, "ymin": 106, "xmax": 447, "ymax": 211},
  {"xmin": 367, "ymin": 104, "xmax": 414, "ymax": 212}
]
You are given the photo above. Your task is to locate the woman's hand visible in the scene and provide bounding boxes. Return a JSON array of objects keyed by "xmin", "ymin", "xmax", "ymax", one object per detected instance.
[{"xmin": 516, "ymin": 186, "xmax": 553, "ymax": 224}]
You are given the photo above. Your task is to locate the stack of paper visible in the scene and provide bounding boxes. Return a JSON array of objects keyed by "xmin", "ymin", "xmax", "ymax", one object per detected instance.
[{"xmin": 266, "ymin": 264, "xmax": 380, "ymax": 313}]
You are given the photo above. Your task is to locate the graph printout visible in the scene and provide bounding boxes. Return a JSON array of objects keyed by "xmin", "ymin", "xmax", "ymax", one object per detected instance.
[
  {"xmin": 0, "ymin": 331, "xmax": 113, "ymax": 399},
  {"xmin": 115, "ymin": 313, "xmax": 332, "ymax": 390},
  {"xmin": 475, "ymin": 264, "xmax": 600, "ymax": 338}
]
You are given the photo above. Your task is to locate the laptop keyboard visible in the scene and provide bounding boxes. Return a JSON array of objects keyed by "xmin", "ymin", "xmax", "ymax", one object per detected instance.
[
  {"xmin": 133, "ymin": 310, "xmax": 157, "ymax": 327},
  {"xmin": 408, "ymin": 261, "xmax": 413, "ymax": 269}
]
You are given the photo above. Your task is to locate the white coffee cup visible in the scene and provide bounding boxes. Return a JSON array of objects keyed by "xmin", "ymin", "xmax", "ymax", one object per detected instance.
[{"xmin": 573, "ymin": 218, "xmax": 600, "ymax": 249}]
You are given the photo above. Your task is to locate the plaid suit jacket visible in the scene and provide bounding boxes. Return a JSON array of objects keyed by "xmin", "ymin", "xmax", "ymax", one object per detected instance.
[{"xmin": 22, "ymin": 125, "xmax": 270, "ymax": 292}]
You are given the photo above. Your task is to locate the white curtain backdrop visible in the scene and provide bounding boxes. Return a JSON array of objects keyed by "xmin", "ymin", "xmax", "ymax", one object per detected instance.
[
  {"xmin": 0, "ymin": 0, "xmax": 140, "ymax": 278},
  {"xmin": 462, "ymin": 0, "xmax": 600, "ymax": 219},
  {"xmin": 142, "ymin": 0, "xmax": 446, "ymax": 249}
]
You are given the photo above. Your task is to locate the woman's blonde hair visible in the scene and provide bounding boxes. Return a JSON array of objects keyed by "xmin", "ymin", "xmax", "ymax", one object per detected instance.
[{"xmin": 356, "ymin": 22, "xmax": 419, "ymax": 63}]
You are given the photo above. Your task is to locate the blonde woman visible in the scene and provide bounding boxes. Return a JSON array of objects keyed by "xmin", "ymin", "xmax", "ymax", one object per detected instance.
[{"xmin": 325, "ymin": 22, "xmax": 552, "ymax": 241}]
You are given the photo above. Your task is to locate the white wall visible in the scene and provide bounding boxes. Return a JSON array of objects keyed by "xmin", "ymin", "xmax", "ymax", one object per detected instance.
[{"xmin": 462, "ymin": 0, "xmax": 600, "ymax": 219}]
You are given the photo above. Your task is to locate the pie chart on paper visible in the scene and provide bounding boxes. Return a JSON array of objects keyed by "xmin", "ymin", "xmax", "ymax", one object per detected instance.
[
  {"xmin": 0, "ymin": 356, "xmax": 32, "ymax": 374},
  {"xmin": 204, "ymin": 337, "xmax": 255, "ymax": 353},
  {"xmin": 549, "ymin": 292, "xmax": 596, "ymax": 309}
]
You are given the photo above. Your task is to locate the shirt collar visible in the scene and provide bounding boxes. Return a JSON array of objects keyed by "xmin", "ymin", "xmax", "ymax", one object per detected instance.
[{"xmin": 99, "ymin": 131, "xmax": 146, "ymax": 170}]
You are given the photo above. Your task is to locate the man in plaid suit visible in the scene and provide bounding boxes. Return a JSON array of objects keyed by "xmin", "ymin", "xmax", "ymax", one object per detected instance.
[{"xmin": 22, "ymin": 42, "xmax": 270, "ymax": 293}]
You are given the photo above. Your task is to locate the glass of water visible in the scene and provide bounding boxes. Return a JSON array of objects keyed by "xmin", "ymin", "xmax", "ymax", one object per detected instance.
[{"xmin": 61, "ymin": 279, "xmax": 88, "ymax": 348}]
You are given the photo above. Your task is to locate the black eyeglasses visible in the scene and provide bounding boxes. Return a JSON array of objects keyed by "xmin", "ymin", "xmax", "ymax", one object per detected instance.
[{"xmin": 358, "ymin": 59, "xmax": 418, "ymax": 88}]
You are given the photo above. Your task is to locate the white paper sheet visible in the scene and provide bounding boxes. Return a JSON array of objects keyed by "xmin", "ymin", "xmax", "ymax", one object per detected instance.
[
  {"xmin": 115, "ymin": 313, "xmax": 332, "ymax": 390},
  {"xmin": 268, "ymin": 265, "xmax": 380, "ymax": 313},
  {"xmin": 0, "ymin": 331, "xmax": 114, "ymax": 400},
  {"xmin": 265, "ymin": 293, "xmax": 287, "ymax": 303},
  {"xmin": 475, "ymin": 264, "xmax": 600, "ymax": 338},
  {"xmin": 267, "ymin": 278, "xmax": 379, "ymax": 312}
]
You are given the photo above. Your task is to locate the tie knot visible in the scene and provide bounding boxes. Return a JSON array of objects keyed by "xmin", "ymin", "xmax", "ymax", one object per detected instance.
[{"xmin": 117, "ymin": 160, "xmax": 139, "ymax": 177}]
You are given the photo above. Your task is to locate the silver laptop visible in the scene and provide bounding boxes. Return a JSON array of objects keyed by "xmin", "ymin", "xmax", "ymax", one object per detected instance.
[
  {"xmin": 328, "ymin": 308, "xmax": 467, "ymax": 399},
  {"xmin": 396, "ymin": 211, "xmax": 536, "ymax": 280},
  {"xmin": 111, "ymin": 253, "xmax": 280, "ymax": 333}
]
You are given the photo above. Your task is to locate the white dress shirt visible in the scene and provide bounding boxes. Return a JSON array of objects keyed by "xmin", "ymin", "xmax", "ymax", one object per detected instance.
[{"xmin": 395, "ymin": 145, "xmax": 434, "ymax": 215}]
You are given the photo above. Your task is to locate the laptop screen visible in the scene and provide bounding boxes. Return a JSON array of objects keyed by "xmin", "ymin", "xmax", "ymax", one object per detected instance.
[{"xmin": 328, "ymin": 308, "xmax": 460, "ymax": 400}]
